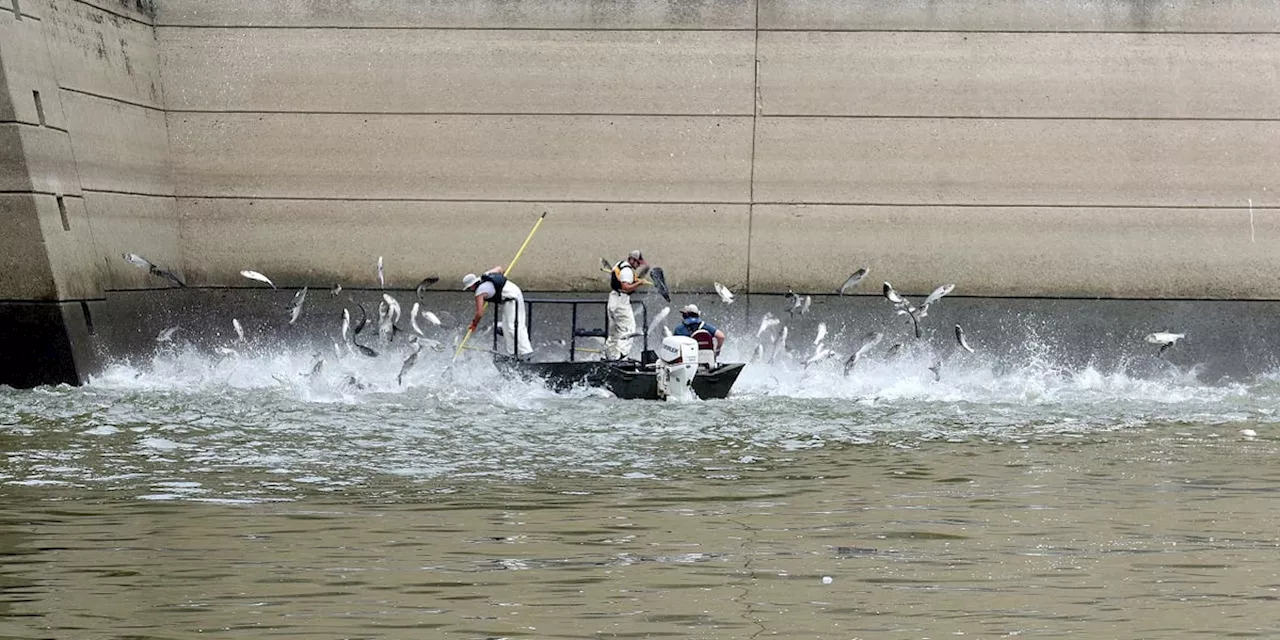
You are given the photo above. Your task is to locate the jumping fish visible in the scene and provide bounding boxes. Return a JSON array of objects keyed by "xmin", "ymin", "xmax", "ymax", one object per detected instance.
[
  {"xmin": 377, "ymin": 256, "xmax": 385, "ymax": 289},
  {"xmin": 751, "ymin": 344, "xmax": 764, "ymax": 363},
  {"xmin": 836, "ymin": 268, "xmax": 869, "ymax": 295},
  {"xmin": 1145, "ymin": 331, "xmax": 1185, "ymax": 355},
  {"xmin": 955, "ymin": 324, "xmax": 975, "ymax": 353},
  {"xmin": 714, "ymin": 282, "xmax": 734, "ymax": 305},
  {"xmin": 330, "ymin": 284, "xmax": 342, "ymax": 297},
  {"xmin": 804, "ymin": 344, "xmax": 835, "ymax": 367},
  {"xmin": 288, "ymin": 287, "xmax": 308, "ymax": 324},
  {"xmin": 883, "ymin": 281, "xmax": 904, "ymax": 305},
  {"xmin": 599, "ymin": 257, "xmax": 612, "ymax": 273},
  {"xmin": 770, "ymin": 326, "xmax": 789, "ymax": 363},
  {"xmin": 922, "ymin": 283, "xmax": 955, "ymax": 310},
  {"xmin": 122, "ymin": 253, "xmax": 186, "ymax": 287},
  {"xmin": 352, "ymin": 341, "xmax": 378, "ymax": 358},
  {"xmin": 352, "ymin": 301, "xmax": 369, "ymax": 336},
  {"xmin": 397, "ymin": 339, "xmax": 423, "ymax": 386},
  {"xmin": 813, "ymin": 322, "xmax": 827, "ymax": 346},
  {"xmin": 756, "ymin": 312, "xmax": 780, "ymax": 338},
  {"xmin": 155, "ymin": 326, "xmax": 179, "ymax": 342},
  {"xmin": 240, "ymin": 270, "xmax": 276, "ymax": 289},
  {"xmin": 928, "ymin": 358, "xmax": 943, "ymax": 381},
  {"xmin": 647, "ymin": 306, "xmax": 671, "ymax": 336},
  {"xmin": 415, "ymin": 276, "xmax": 440, "ymax": 300},
  {"xmin": 233, "ymin": 318, "xmax": 245, "ymax": 342},
  {"xmin": 421, "ymin": 310, "xmax": 441, "ymax": 326},
  {"xmin": 648, "ymin": 267, "xmax": 671, "ymax": 302},
  {"xmin": 885, "ymin": 342, "xmax": 904, "ymax": 359},
  {"xmin": 410, "ymin": 302, "xmax": 424, "ymax": 336},
  {"xmin": 800, "ymin": 295, "xmax": 811, "ymax": 316},
  {"xmin": 843, "ymin": 331, "xmax": 883, "ymax": 375},
  {"xmin": 340, "ymin": 308, "xmax": 351, "ymax": 344},
  {"xmin": 382, "ymin": 293, "xmax": 402, "ymax": 324}
]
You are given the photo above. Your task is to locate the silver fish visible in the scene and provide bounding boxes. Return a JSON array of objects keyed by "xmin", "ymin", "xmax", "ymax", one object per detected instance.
[
  {"xmin": 770, "ymin": 326, "xmax": 789, "ymax": 363},
  {"xmin": 122, "ymin": 253, "xmax": 186, "ymax": 287},
  {"xmin": 955, "ymin": 324, "xmax": 975, "ymax": 353},
  {"xmin": 813, "ymin": 322, "xmax": 827, "ymax": 346},
  {"xmin": 713, "ymin": 281, "xmax": 734, "ymax": 305},
  {"xmin": 352, "ymin": 341, "xmax": 378, "ymax": 358},
  {"xmin": 377, "ymin": 300, "xmax": 394, "ymax": 343},
  {"xmin": 756, "ymin": 312, "xmax": 780, "ymax": 338},
  {"xmin": 1145, "ymin": 331, "xmax": 1185, "ymax": 355},
  {"xmin": 233, "ymin": 318, "xmax": 245, "ymax": 342},
  {"xmin": 647, "ymin": 306, "xmax": 671, "ymax": 336},
  {"xmin": 922, "ymin": 283, "xmax": 955, "ymax": 310},
  {"xmin": 599, "ymin": 257, "xmax": 613, "ymax": 273},
  {"xmin": 397, "ymin": 339, "xmax": 423, "ymax": 386},
  {"xmin": 331, "ymin": 283, "xmax": 342, "ymax": 297},
  {"xmin": 240, "ymin": 270, "xmax": 276, "ymax": 289},
  {"xmin": 421, "ymin": 310, "xmax": 441, "ymax": 326},
  {"xmin": 352, "ymin": 301, "xmax": 368, "ymax": 336},
  {"xmin": 843, "ymin": 331, "xmax": 883, "ymax": 375},
  {"xmin": 883, "ymin": 281, "xmax": 904, "ymax": 305},
  {"xmin": 415, "ymin": 276, "xmax": 440, "ymax": 300},
  {"xmin": 340, "ymin": 308, "xmax": 351, "ymax": 344},
  {"xmin": 382, "ymin": 293, "xmax": 402, "ymax": 324},
  {"xmin": 410, "ymin": 302, "xmax": 424, "ymax": 336},
  {"xmin": 377, "ymin": 256, "xmax": 385, "ymax": 289},
  {"xmin": 155, "ymin": 326, "xmax": 179, "ymax": 342},
  {"xmin": 836, "ymin": 268, "xmax": 869, "ymax": 295},
  {"xmin": 804, "ymin": 344, "xmax": 835, "ymax": 367},
  {"xmin": 288, "ymin": 287, "xmax": 308, "ymax": 324}
]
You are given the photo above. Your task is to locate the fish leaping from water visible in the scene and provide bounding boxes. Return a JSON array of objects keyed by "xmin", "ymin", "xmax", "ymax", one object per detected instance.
[
  {"xmin": 377, "ymin": 256, "xmax": 385, "ymax": 289},
  {"xmin": 836, "ymin": 268, "xmax": 868, "ymax": 295},
  {"xmin": 647, "ymin": 306, "xmax": 671, "ymax": 336},
  {"xmin": 240, "ymin": 270, "xmax": 276, "ymax": 289},
  {"xmin": 155, "ymin": 326, "xmax": 179, "ymax": 342},
  {"xmin": 756, "ymin": 312, "xmax": 780, "ymax": 338},
  {"xmin": 955, "ymin": 324, "xmax": 975, "ymax": 353},
  {"xmin": 288, "ymin": 287, "xmax": 308, "ymax": 324},
  {"xmin": 122, "ymin": 253, "xmax": 186, "ymax": 287},
  {"xmin": 1145, "ymin": 332, "xmax": 1185, "ymax": 355},
  {"xmin": 713, "ymin": 282, "xmax": 734, "ymax": 305}
]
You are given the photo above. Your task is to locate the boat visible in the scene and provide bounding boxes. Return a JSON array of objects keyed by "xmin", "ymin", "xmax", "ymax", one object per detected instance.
[{"xmin": 486, "ymin": 297, "xmax": 745, "ymax": 400}]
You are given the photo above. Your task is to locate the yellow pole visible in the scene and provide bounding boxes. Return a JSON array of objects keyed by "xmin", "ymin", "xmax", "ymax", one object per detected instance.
[{"xmin": 453, "ymin": 211, "xmax": 547, "ymax": 360}]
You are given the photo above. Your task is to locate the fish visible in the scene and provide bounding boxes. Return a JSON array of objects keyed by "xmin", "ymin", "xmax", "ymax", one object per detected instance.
[
  {"xmin": 377, "ymin": 256, "xmax": 385, "ymax": 289},
  {"xmin": 800, "ymin": 295, "xmax": 811, "ymax": 316},
  {"xmin": 340, "ymin": 308, "xmax": 351, "ymax": 344},
  {"xmin": 885, "ymin": 343, "xmax": 904, "ymax": 359},
  {"xmin": 240, "ymin": 270, "xmax": 276, "ymax": 289},
  {"xmin": 155, "ymin": 326, "xmax": 179, "ymax": 342},
  {"xmin": 397, "ymin": 339, "xmax": 423, "ymax": 386},
  {"xmin": 813, "ymin": 322, "xmax": 827, "ymax": 346},
  {"xmin": 770, "ymin": 326, "xmax": 789, "ymax": 363},
  {"xmin": 756, "ymin": 312, "xmax": 780, "ymax": 338},
  {"xmin": 378, "ymin": 300, "xmax": 394, "ymax": 343},
  {"xmin": 422, "ymin": 310, "xmax": 441, "ymax": 326},
  {"xmin": 883, "ymin": 281, "xmax": 904, "ymax": 305},
  {"xmin": 1145, "ymin": 331, "xmax": 1185, "ymax": 355},
  {"xmin": 410, "ymin": 302, "xmax": 425, "ymax": 336},
  {"xmin": 599, "ymin": 257, "xmax": 612, "ymax": 273},
  {"xmin": 232, "ymin": 318, "xmax": 245, "ymax": 343},
  {"xmin": 122, "ymin": 253, "xmax": 186, "ymax": 287},
  {"xmin": 352, "ymin": 301, "xmax": 368, "ymax": 336},
  {"xmin": 836, "ymin": 268, "xmax": 869, "ymax": 295},
  {"xmin": 352, "ymin": 341, "xmax": 378, "ymax": 358},
  {"xmin": 415, "ymin": 276, "xmax": 440, "ymax": 299},
  {"xmin": 713, "ymin": 282, "xmax": 734, "ymax": 305},
  {"xmin": 843, "ymin": 331, "xmax": 883, "ymax": 375},
  {"xmin": 750, "ymin": 344, "xmax": 764, "ymax": 363},
  {"xmin": 955, "ymin": 324, "xmax": 975, "ymax": 353},
  {"xmin": 804, "ymin": 344, "xmax": 835, "ymax": 367},
  {"xmin": 922, "ymin": 283, "xmax": 955, "ymax": 310},
  {"xmin": 647, "ymin": 306, "xmax": 671, "ymax": 336},
  {"xmin": 928, "ymin": 358, "xmax": 942, "ymax": 381},
  {"xmin": 330, "ymin": 284, "xmax": 342, "ymax": 297},
  {"xmin": 382, "ymin": 293, "xmax": 402, "ymax": 324},
  {"xmin": 787, "ymin": 292, "xmax": 804, "ymax": 317},
  {"xmin": 288, "ymin": 287, "xmax": 308, "ymax": 324},
  {"xmin": 309, "ymin": 356, "xmax": 324, "ymax": 377}
]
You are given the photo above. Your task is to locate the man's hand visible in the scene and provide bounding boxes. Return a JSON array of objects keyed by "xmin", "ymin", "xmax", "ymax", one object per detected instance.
[{"xmin": 468, "ymin": 320, "xmax": 479, "ymax": 332}]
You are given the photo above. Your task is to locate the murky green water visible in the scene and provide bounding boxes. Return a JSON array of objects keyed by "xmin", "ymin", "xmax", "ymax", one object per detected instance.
[{"xmin": 3, "ymin": 340, "xmax": 1280, "ymax": 638}]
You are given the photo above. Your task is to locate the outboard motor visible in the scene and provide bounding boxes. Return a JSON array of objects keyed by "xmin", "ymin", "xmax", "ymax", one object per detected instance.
[{"xmin": 656, "ymin": 336, "xmax": 698, "ymax": 401}]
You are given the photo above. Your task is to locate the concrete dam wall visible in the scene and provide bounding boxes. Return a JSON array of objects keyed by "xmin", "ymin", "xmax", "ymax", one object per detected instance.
[{"xmin": 3, "ymin": 0, "xmax": 1280, "ymax": 385}]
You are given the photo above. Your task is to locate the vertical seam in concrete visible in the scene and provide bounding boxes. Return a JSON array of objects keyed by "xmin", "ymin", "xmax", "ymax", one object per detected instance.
[{"xmin": 746, "ymin": 0, "xmax": 760, "ymax": 305}]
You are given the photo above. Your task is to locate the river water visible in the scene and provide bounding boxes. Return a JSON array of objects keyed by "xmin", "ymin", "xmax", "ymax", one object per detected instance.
[{"xmin": 3, "ymin": 313, "xmax": 1280, "ymax": 638}]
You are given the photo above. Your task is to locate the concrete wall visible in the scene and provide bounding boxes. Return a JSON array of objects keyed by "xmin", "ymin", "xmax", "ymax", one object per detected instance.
[
  {"xmin": 0, "ymin": 0, "xmax": 176, "ymax": 385},
  {"xmin": 149, "ymin": 0, "xmax": 1280, "ymax": 299}
]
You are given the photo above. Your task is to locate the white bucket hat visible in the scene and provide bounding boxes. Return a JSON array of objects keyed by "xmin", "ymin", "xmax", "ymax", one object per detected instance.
[
  {"xmin": 461, "ymin": 273, "xmax": 480, "ymax": 290},
  {"xmin": 681, "ymin": 304, "xmax": 700, "ymax": 315}
]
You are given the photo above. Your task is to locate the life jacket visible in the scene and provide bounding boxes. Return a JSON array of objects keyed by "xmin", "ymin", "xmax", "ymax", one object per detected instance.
[
  {"xmin": 688, "ymin": 320, "xmax": 715, "ymax": 352},
  {"xmin": 480, "ymin": 273, "xmax": 507, "ymax": 304},
  {"xmin": 610, "ymin": 261, "xmax": 631, "ymax": 293}
]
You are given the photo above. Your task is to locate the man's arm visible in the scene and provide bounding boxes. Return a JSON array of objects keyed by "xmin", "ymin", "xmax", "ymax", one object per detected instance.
[
  {"xmin": 468, "ymin": 294, "xmax": 485, "ymax": 331},
  {"xmin": 713, "ymin": 329, "xmax": 726, "ymax": 354},
  {"xmin": 618, "ymin": 266, "xmax": 643, "ymax": 294},
  {"xmin": 485, "ymin": 265, "xmax": 505, "ymax": 275}
]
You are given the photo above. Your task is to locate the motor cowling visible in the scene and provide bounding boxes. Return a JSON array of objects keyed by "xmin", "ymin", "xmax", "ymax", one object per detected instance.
[{"xmin": 657, "ymin": 336, "xmax": 698, "ymax": 401}]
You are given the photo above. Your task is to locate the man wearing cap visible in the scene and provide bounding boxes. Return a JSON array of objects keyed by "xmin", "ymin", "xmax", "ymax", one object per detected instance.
[
  {"xmin": 603, "ymin": 250, "xmax": 647, "ymax": 360},
  {"xmin": 462, "ymin": 265, "xmax": 533, "ymax": 358},
  {"xmin": 673, "ymin": 304, "xmax": 726, "ymax": 362}
]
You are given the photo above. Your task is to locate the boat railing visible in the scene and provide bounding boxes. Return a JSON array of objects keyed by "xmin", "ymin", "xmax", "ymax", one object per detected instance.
[{"xmin": 494, "ymin": 297, "xmax": 650, "ymax": 362}]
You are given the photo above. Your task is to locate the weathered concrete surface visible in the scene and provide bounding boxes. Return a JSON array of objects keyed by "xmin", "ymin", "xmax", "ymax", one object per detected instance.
[
  {"xmin": 62, "ymin": 91, "xmax": 171, "ymax": 194},
  {"xmin": 176, "ymin": 199, "xmax": 750, "ymax": 290},
  {"xmin": 759, "ymin": 32, "xmax": 1280, "ymax": 118},
  {"xmin": 154, "ymin": 0, "xmax": 753, "ymax": 29},
  {"xmin": 87, "ymin": 192, "xmax": 183, "ymax": 290},
  {"xmin": 40, "ymin": 0, "xmax": 164, "ymax": 107},
  {"xmin": 753, "ymin": 117, "xmax": 1280, "ymax": 207},
  {"xmin": 159, "ymin": 28, "xmax": 754, "ymax": 114},
  {"xmin": 0, "ymin": 13, "xmax": 67, "ymax": 128},
  {"xmin": 0, "ymin": 123, "xmax": 80, "ymax": 195},
  {"xmin": 757, "ymin": 0, "xmax": 1280, "ymax": 32},
  {"xmin": 169, "ymin": 114, "xmax": 754, "ymax": 201},
  {"xmin": 748, "ymin": 204, "xmax": 1280, "ymax": 298}
]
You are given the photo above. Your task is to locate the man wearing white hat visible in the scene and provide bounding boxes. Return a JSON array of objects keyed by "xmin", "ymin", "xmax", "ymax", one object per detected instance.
[
  {"xmin": 603, "ymin": 249, "xmax": 647, "ymax": 360},
  {"xmin": 462, "ymin": 265, "xmax": 532, "ymax": 358},
  {"xmin": 673, "ymin": 304, "xmax": 725, "ymax": 364}
]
